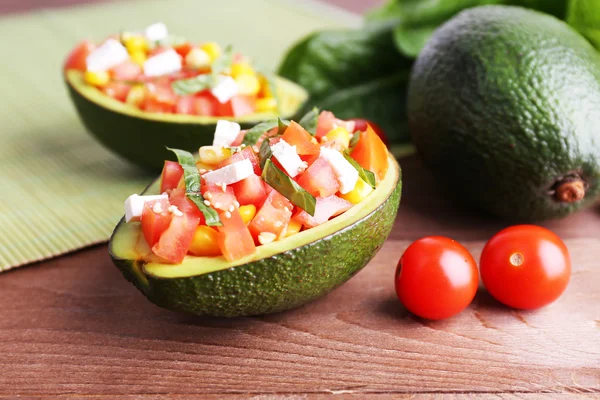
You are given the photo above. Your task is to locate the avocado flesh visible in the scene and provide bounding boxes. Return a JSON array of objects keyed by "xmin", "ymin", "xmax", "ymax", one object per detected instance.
[
  {"xmin": 65, "ymin": 70, "xmax": 309, "ymax": 171},
  {"xmin": 408, "ymin": 5, "xmax": 600, "ymax": 220},
  {"xmin": 109, "ymin": 154, "xmax": 401, "ymax": 317}
]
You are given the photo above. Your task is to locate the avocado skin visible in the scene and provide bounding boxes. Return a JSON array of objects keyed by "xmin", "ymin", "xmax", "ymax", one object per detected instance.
[
  {"xmin": 110, "ymin": 169, "xmax": 401, "ymax": 317},
  {"xmin": 408, "ymin": 5, "xmax": 600, "ymax": 220}
]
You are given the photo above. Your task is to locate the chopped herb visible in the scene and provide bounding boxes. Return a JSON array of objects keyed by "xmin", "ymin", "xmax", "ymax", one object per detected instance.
[
  {"xmin": 343, "ymin": 151, "xmax": 376, "ymax": 188},
  {"xmin": 298, "ymin": 107, "xmax": 319, "ymax": 135},
  {"xmin": 259, "ymin": 137, "xmax": 273, "ymax": 169},
  {"xmin": 349, "ymin": 130, "xmax": 362, "ymax": 149},
  {"xmin": 262, "ymin": 159, "xmax": 316, "ymax": 216},
  {"xmin": 167, "ymin": 148, "xmax": 221, "ymax": 226},
  {"xmin": 242, "ymin": 119, "xmax": 279, "ymax": 146},
  {"xmin": 172, "ymin": 74, "xmax": 213, "ymax": 96},
  {"xmin": 277, "ymin": 117, "xmax": 289, "ymax": 136},
  {"xmin": 211, "ymin": 44, "xmax": 234, "ymax": 78}
]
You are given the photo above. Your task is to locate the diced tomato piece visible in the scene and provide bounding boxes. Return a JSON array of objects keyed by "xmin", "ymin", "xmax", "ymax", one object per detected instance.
[
  {"xmin": 249, "ymin": 190, "xmax": 293, "ymax": 239},
  {"xmin": 216, "ymin": 147, "xmax": 261, "ymax": 176},
  {"xmin": 293, "ymin": 195, "xmax": 352, "ymax": 228},
  {"xmin": 152, "ymin": 213, "xmax": 199, "ymax": 263},
  {"xmin": 281, "ymin": 121, "xmax": 320, "ymax": 156},
  {"xmin": 350, "ymin": 125, "xmax": 389, "ymax": 182},
  {"xmin": 169, "ymin": 188, "xmax": 204, "ymax": 224},
  {"xmin": 231, "ymin": 174, "xmax": 267, "ymax": 208},
  {"xmin": 110, "ymin": 60, "xmax": 142, "ymax": 81},
  {"xmin": 300, "ymin": 153, "xmax": 320, "ymax": 168},
  {"xmin": 255, "ymin": 127, "xmax": 279, "ymax": 148},
  {"xmin": 160, "ymin": 161, "xmax": 184, "ymax": 193},
  {"xmin": 143, "ymin": 82, "xmax": 177, "ymax": 113},
  {"xmin": 349, "ymin": 118, "xmax": 388, "ymax": 146},
  {"xmin": 215, "ymin": 95, "xmax": 255, "ymax": 117},
  {"xmin": 296, "ymin": 157, "xmax": 339, "ymax": 198},
  {"xmin": 176, "ymin": 95, "xmax": 196, "ymax": 115},
  {"xmin": 217, "ymin": 209, "xmax": 256, "ymax": 261},
  {"xmin": 103, "ymin": 82, "xmax": 131, "ymax": 102},
  {"xmin": 141, "ymin": 201, "xmax": 173, "ymax": 248},
  {"xmin": 194, "ymin": 93, "xmax": 217, "ymax": 116},
  {"xmin": 230, "ymin": 129, "xmax": 246, "ymax": 147},
  {"xmin": 315, "ymin": 111, "xmax": 356, "ymax": 139},
  {"xmin": 173, "ymin": 42, "xmax": 193, "ymax": 58},
  {"xmin": 201, "ymin": 183, "xmax": 237, "ymax": 211},
  {"xmin": 64, "ymin": 40, "xmax": 95, "ymax": 71}
]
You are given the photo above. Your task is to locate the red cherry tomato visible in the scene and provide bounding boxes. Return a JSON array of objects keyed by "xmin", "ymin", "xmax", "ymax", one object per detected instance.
[
  {"xmin": 480, "ymin": 225, "xmax": 570, "ymax": 310},
  {"xmin": 349, "ymin": 118, "xmax": 388, "ymax": 146},
  {"xmin": 395, "ymin": 236, "xmax": 478, "ymax": 320}
]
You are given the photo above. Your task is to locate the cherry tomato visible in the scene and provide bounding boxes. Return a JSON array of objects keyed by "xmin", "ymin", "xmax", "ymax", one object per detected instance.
[
  {"xmin": 480, "ymin": 225, "xmax": 570, "ymax": 310},
  {"xmin": 395, "ymin": 236, "xmax": 478, "ymax": 320},
  {"xmin": 349, "ymin": 118, "xmax": 388, "ymax": 146}
]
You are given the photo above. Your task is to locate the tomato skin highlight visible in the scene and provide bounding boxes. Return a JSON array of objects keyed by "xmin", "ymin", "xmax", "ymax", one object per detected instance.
[
  {"xmin": 480, "ymin": 225, "xmax": 571, "ymax": 310},
  {"xmin": 395, "ymin": 236, "xmax": 478, "ymax": 320}
]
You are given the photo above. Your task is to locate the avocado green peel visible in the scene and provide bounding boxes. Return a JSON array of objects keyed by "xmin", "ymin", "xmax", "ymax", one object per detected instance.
[
  {"xmin": 109, "ymin": 154, "xmax": 401, "ymax": 317},
  {"xmin": 64, "ymin": 70, "xmax": 308, "ymax": 171},
  {"xmin": 408, "ymin": 5, "xmax": 600, "ymax": 220}
]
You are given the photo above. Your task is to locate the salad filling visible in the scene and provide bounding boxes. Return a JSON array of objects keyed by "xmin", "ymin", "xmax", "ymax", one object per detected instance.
[
  {"xmin": 123, "ymin": 109, "xmax": 389, "ymax": 263},
  {"xmin": 64, "ymin": 22, "xmax": 277, "ymax": 117}
]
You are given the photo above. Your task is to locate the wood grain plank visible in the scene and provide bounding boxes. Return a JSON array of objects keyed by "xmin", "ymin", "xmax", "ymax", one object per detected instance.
[{"xmin": 0, "ymin": 237, "xmax": 597, "ymax": 397}]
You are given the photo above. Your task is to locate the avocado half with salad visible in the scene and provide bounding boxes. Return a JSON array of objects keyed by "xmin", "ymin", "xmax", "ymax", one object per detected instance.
[
  {"xmin": 63, "ymin": 22, "xmax": 308, "ymax": 170},
  {"xmin": 109, "ymin": 109, "xmax": 402, "ymax": 317}
]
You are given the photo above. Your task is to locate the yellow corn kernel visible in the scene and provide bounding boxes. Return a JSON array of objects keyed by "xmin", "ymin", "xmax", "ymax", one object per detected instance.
[
  {"xmin": 198, "ymin": 146, "xmax": 232, "ymax": 165},
  {"xmin": 258, "ymin": 74, "xmax": 274, "ymax": 98},
  {"xmin": 185, "ymin": 48, "xmax": 211, "ymax": 69},
  {"xmin": 230, "ymin": 62, "xmax": 255, "ymax": 78},
  {"xmin": 285, "ymin": 219, "xmax": 302, "ymax": 237},
  {"xmin": 130, "ymin": 50, "xmax": 147, "ymax": 66},
  {"xmin": 239, "ymin": 204, "xmax": 257, "ymax": 225},
  {"xmin": 125, "ymin": 85, "xmax": 146, "ymax": 107},
  {"xmin": 84, "ymin": 70, "xmax": 110, "ymax": 87},
  {"xmin": 195, "ymin": 161, "xmax": 214, "ymax": 172},
  {"xmin": 200, "ymin": 42, "xmax": 222, "ymax": 62},
  {"xmin": 123, "ymin": 34, "xmax": 148, "ymax": 53},
  {"xmin": 340, "ymin": 177, "xmax": 374, "ymax": 204},
  {"xmin": 255, "ymin": 97, "xmax": 277, "ymax": 113},
  {"xmin": 235, "ymin": 74, "xmax": 261, "ymax": 96},
  {"xmin": 188, "ymin": 225, "xmax": 222, "ymax": 257},
  {"xmin": 325, "ymin": 127, "xmax": 351, "ymax": 149}
]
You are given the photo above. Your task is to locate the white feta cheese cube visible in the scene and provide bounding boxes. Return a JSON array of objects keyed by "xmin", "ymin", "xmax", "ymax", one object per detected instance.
[
  {"xmin": 143, "ymin": 48, "xmax": 182, "ymax": 77},
  {"xmin": 320, "ymin": 147, "xmax": 358, "ymax": 194},
  {"xmin": 144, "ymin": 22, "xmax": 169, "ymax": 42},
  {"xmin": 124, "ymin": 194, "xmax": 168, "ymax": 222},
  {"xmin": 212, "ymin": 120, "xmax": 241, "ymax": 147},
  {"xmin": 86, "ymin": 38, "xmax": 129, "ymax": 72},
  {"xmin": 271, "ymin": 139, "xmax": 305, "ymax": 178},
  {"xmin": 202, "ymin": 159, "xmax": 253, "ymax": 185},
  {"xmin": 211, "ymin": 76, "xmax": 239, "ymax": 104}
]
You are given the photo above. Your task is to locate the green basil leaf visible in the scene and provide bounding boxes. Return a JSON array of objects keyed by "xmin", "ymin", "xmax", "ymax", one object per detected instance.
[
  {"xmin": 297, "ymin": 107, "xmax": 319, "ymax": 135},
  {"xmin": 278, "ymin": 21, "xmax": 413, "ymax": 145},
  {"xmin": 258, "ymin": 138, "xmax": 273, "ymax": 169},
  {"xmin": 166, "ymin": 148, "xmax": 221, "ymax": 226},
  {"xmin": 172, "ymin": 74, "xmax": 213, "ymax": 96},
  {"xmin": 211, "ymin": 44, "xmax": 233, "ymax": 79},
  {"xmin": 242, "ymin": 119, "xmax": 279, "ymax": 146},
  {"xmin": 261, "ymin": 159, "xmax": 316, "ymax": 216},
  {"xmin": 277, "ymin": 118, "xmax": 289, "ymax": 136},
  {"xmin": 343, "ymin": 151, "xmax": 376, "ymax": 189},
  {"xmin": 349, "ymin": 130, "xmax": 362, "ymax": 150},
  {"xmin": 567, "ymin": 0, "xmax": 600, "ymax": 50}
]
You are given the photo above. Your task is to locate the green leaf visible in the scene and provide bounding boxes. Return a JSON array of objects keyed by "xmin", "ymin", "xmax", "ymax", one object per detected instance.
[
  {"xmin": 297, "ymin": 107, "xmax": 319, "ymax": 135},
  {"xmin": 242, "ymin": 119, "xmax": 279, "ymax": 146},
  {"xmin": 349, "ymin": 130, "xmax": 362, "ymax": 149},
  {"xmin": 277, "ymin": 118, "xmax": 289, "ymax": 136},
  {"xmin": 261, "ymin": 159, "xmax": 316, "ymax": 216},
  {"xmin": 166, "ymin": 148, "xmax": 221, "ymax": 226},
  {"xmin": 211, "ymin": 44, "xmax": 234, "ymax": 78},
  {"xmin": 343, "ymin": 152, "xmax": 376, "ymax": 189},
  {"xmin": 567, "ymin": 0, "xmax": 600, "ymax": 50},
  {"xmin": 172, "ymin": 74, "xmax": 213, "ymax": 96},
  {"xmin": 154, "ymin": 34, "xmax": 187, "ymax": 48},
  {"xmin": 258, "ymin": 138, "xmax": 273, "ymax": 170},
  {"xmin": 278, "ymin": 21, "xmax": 413, "ymax": 145}
]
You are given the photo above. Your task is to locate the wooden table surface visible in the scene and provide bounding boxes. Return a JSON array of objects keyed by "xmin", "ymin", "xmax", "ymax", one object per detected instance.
[{"xmin": 1, "ymin": 1, "xmax": 599, "ymax": 398}]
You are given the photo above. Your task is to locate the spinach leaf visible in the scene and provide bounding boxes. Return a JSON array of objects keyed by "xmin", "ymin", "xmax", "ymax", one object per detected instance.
[
  {"xmin": 242, "ymin": 119, "xmax": 279, "ymax": 146},
  {"xmin": 259, "ymin": 138, "xmax": 273, "ymax": 169},
  {"xmin": 262, "ymin": 160, "xmax": 316, "ymax": 216},
  {"xmin": 278, "ymin": 20, "xmax": 413, "ymax": 145},
  {"xmin": 277, "ymin": 118, "xmax": 289, "ymax": 136},
  {"xmin": 343, "ymin": 151, "xmax": 376, "ymax": 189},
  {"xmin": 166, "ymin": 148, "xmax": 221, "ymax": 226},
  {"xmin": 297, "ymin": 107, "xmax": 319, "ymax": 135}
]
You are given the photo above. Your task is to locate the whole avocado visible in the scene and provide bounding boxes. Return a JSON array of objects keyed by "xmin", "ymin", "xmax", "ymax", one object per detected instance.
[{"xmin": 408, "ymin": 5, "xmax": 600, "ymax": 220}]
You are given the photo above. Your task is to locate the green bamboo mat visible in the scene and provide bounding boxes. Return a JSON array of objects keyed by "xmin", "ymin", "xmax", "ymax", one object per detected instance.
[{"xmin": 0, "ymin": 0, "xmax": 360, "ymax": 272}]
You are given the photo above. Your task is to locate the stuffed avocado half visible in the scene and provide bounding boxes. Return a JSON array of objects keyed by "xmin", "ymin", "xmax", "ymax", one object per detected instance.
[
  {"xmin": 109, "ymin": 110, "xmax": 401, "ymax": 317},
  {"xmin": 63, "ymin": 23, "xmax": 308, "ymax": 170}
]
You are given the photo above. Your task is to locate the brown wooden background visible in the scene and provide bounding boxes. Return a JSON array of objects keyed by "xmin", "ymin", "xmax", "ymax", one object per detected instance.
[{"xmin": 0, "ymin": 0, "xmax": 598, "ymax": 398}]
